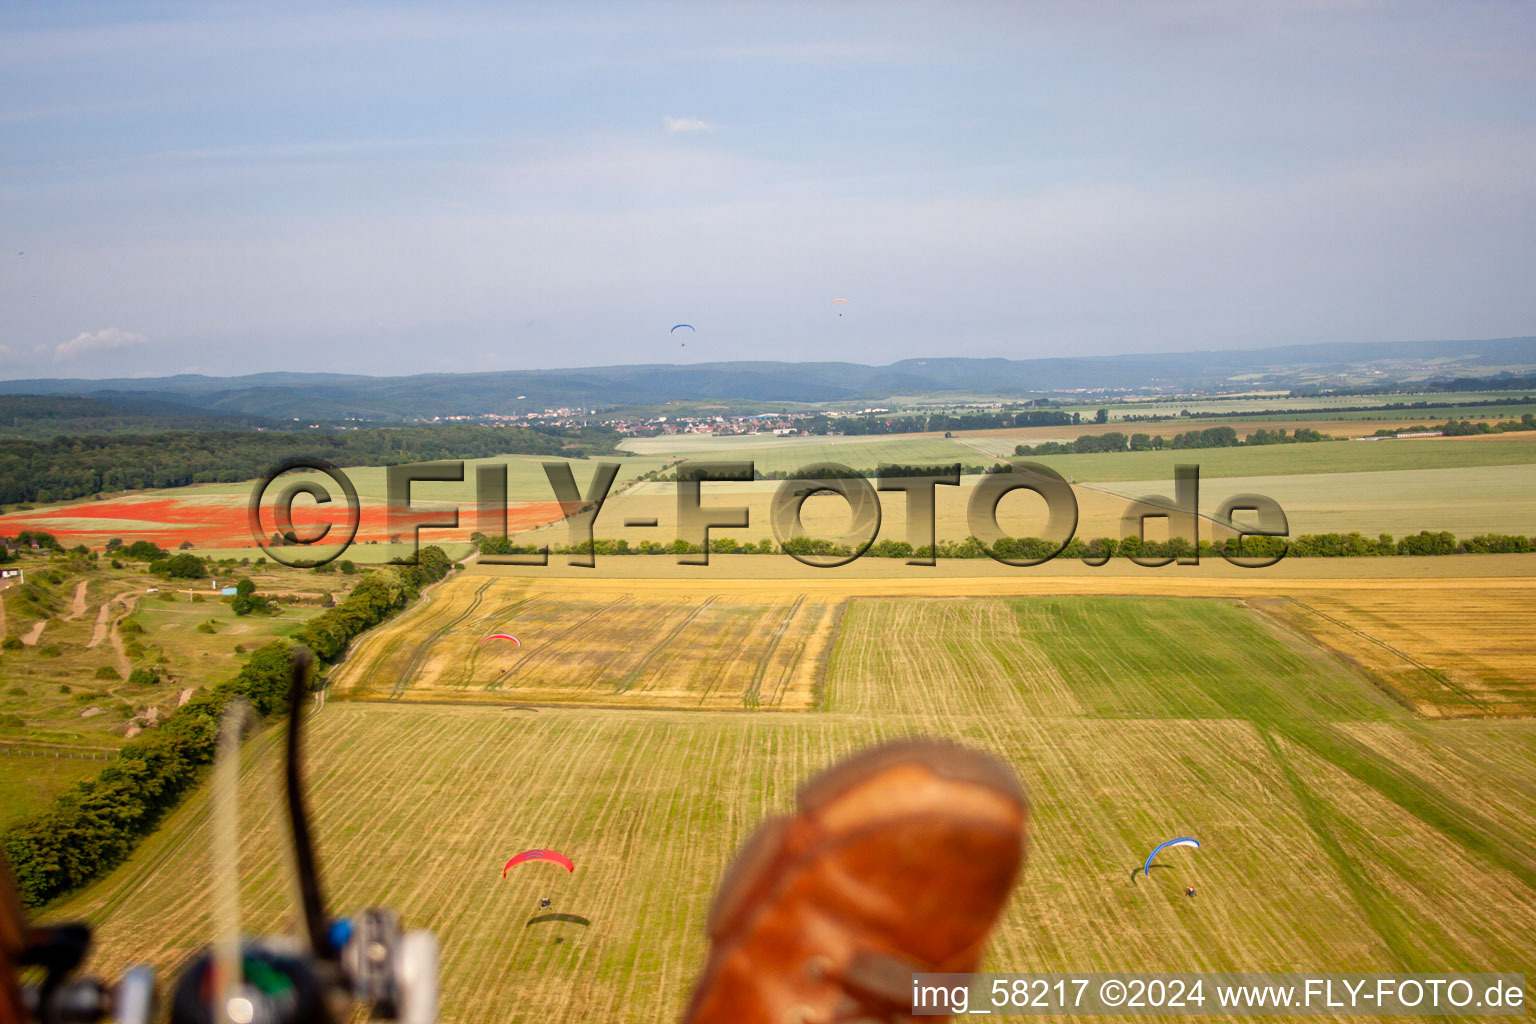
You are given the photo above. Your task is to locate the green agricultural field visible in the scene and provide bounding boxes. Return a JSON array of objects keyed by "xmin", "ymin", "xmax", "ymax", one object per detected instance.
[
  {"xmin": 1089, "ymin": 392, "xmax": 1536, "ymax": 421},
  {"xmin": 1021, "ymin": 436, "xmax": 1536, "ymax": 483},
  {"xmin": 1084, "ymin": 462, "xmax": 1536, "ymax": 538},
  {"xmin": 618, "ymin": 435, "xmax": 980, "ymax": 473},
  {"xmin": 0, "ymin": 750, "xmax": 106, "ymax": 828},
  {"xmin": 53, "ymin": 595, "xmax": 1536, "ymax": 1022}
]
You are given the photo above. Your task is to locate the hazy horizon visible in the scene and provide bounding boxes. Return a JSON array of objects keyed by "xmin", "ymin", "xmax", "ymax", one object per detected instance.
[{"xmin": 4, "ymin": 2, "xmax": 1535, "ymax": 379}]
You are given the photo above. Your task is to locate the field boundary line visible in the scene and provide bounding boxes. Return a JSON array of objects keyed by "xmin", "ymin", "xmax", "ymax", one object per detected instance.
[
  {"xmin": 743, "ymin": 595, "xmax": 805, "ymax": 709},
  {"xmin": 389, "ymin": 578, "xmax": 494, "ymax": 697},
  {"xmin": 812, "ymin": 598, "xmax": 850, "ymax": 711},
  {"xmin": 1263, "ymin": 597, "xmax": 1486, "ymax": 714}
]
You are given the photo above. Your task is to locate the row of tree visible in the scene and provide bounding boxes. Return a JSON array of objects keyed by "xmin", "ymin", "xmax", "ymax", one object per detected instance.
[
  {"xmin": 479, "ymin": 531, "xmax": 1531, "ymax": 560},
  {"xmin": 799, "ymin": 409, "xmax": 1077, "ymax": 436},
  {"xmin": 1014, "ymin": 426, "xmax": 1333, "ymax": 457},
  {"xmin": 0, "ymin": 547, "xmax": 454, "ymax": 906}
]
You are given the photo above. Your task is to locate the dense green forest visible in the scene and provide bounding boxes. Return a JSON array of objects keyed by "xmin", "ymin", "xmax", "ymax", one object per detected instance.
[
  {"xmin": 0, "ymin": 424, "xmax": 619, "ymax": 505},
  {"xmin": 0, "ymin": 394, "xmax": 274, "ymax": 438}
]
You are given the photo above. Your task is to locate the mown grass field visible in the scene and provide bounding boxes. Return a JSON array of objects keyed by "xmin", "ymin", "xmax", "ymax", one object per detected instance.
[{"xmin": 51, "ymin": 580, "xmax": 1536, "ymax": 1023}]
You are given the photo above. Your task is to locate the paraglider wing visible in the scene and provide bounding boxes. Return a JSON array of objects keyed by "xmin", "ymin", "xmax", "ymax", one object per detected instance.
[
  {"xmin": 503, "ymin": 849, "xmax": 575, "ymax": 877},
  {"xmin": 1142, "ymin": 837, "xmax": 1200, "ymax": 876},
  {"xmin": 670, "ymin": 324, "xmax": 695, "ymax": 333},
  {"xmin": 482, "ymin": 633, "xmax": 521, "ymax": 646},
  {"xmin": 830, "ymin": 298, "xmax": 849, "ymax": 305}
]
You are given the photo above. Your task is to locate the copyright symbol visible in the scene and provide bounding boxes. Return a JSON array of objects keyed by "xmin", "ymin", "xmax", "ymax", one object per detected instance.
[
  {"xmin": 247, "ymin": 457, "xmax": 360, "ymax": 568},
  {"xmin": 1099, "ymin": 980, "xmax": 1126, "ymax": 1007}
]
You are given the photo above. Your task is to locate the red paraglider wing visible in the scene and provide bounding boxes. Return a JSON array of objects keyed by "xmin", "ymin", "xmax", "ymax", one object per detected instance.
[
  {"xmin": 502, "ymin": 849, "xmax": 574, "ymax": 877},
  {"xmin": 482, "ymin": 633, "xmax": 521, "ymax": 646}
]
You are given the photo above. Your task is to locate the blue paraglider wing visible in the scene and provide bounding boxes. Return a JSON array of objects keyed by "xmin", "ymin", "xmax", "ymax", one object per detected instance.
[
  {"xmin": 670, "ymin": 324, "xmax": 695, "ymax": 333},
  {"xmin": 1142, "ymin": 837, "xmax": 1200, "ymax": 876}
]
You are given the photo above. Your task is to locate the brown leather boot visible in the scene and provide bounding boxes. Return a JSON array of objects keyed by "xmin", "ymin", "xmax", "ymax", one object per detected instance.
[{"xmin": 682, "ymin": 738, "xmax": 1028, "ymax": 1024}]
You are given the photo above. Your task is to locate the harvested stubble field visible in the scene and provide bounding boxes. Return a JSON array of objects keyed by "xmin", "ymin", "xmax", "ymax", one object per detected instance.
[
  {"xmin": 54, "ymin": 568, "xmax": 1536, "ymax": 1023},
  {"xmin": 330, "ymin": 577, "xmax": 836, "ymax": 709}
]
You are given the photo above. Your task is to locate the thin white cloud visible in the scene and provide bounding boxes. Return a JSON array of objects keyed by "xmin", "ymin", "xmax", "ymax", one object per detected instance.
[
  {"xmin": 664, "ymin": 116, "xmax": 715, "ymax": 134},
  {"xmin": 50, "ymin": 327, "xmax": 146, "ymax": 360}
]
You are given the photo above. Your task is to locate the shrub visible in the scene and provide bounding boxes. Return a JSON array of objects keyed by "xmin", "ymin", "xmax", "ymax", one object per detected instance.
[
  {"xmin": 58, "ymin": 684, "xmax": 71, "ymax": 694},
  {"xmin": 110, "ymin": 559, "xmax": 123, "ymax": 569},
  {"xmin": 152, "ymin": 553, "xmax": 205, "ymax": 579},
  {"xmin": 94, "ymin": 666, "xmax": 121, "ymax": 680},
  {"xmin": 339, "ymin": 560, "xmax": 357, "ymax": 575},
  {"xmin": 1, "ymin": 638, "xmax": 20, "ymax": 651},
  {"xmin": 118, "ymin": 620, "xmax": 145, "ymax": 637},
  {"xmin": 195, "ymin": 622, "xmax": 216, "ymax": 634},
  {"xmin": 126, "ymin": 667, "xmax": 160, "ymax": 687},
  {"xmin": 38, "ymin": 644, "xmax": 63, "ymax": 658},
  {"xmin": 0, "ymin": 714, "xmax": 24, "ymax": 729},
  {"xmin": 7, "ymin": 686, "xmax": 25, "ymax": 696},
  {"xmin": 122, "ymin": 541, "xmax": 168, "ymax": 561}
]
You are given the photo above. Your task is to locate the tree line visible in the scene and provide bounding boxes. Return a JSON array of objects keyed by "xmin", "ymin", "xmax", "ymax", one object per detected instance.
[
  {"xmin": 1014, "ymin": 425, "xmax": 1333, "ymax": 456},
  {"xmin": 478, "ymin": 531, "xmax": 1531, "ymax": 561},
  {"xmin": 0, "ymin": 546, "xmax": 453, "ymax": 906},
  {"xmin": 0, "ymin": 423, "xmax": 619, "ymax": 505}
]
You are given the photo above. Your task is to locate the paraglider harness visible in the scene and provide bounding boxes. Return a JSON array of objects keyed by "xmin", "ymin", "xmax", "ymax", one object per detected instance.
[
  {"xmin": 539, "ymin": 899, "xmax": 553, "ymax": 911},
  {"xmin": 1185, "ymin": 887, "xmax": 1197, "ymax": 898},
  {"xmin": 3, "ymin": 649, "xmax": 440, "ymax": 1024}
]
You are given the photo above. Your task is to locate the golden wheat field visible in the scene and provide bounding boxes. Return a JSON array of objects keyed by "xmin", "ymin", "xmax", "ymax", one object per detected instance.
[
  {"xmin": 55, "ymin": 586, "xmax": 1536, "ymax": 1023},
  {"xmin": 329, "ymin": 577, "xmax": 838, "ymax": 709},
  {"xmin": 335, "ymin": 565, "xmax": 1536, "ymax": 718},
  {"xmin": 27, "ymin": 443, "xmax": 1536, "ymax": 1020}
]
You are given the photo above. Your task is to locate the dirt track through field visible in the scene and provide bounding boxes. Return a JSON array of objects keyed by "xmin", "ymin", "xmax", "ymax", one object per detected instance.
[{"xmin": 64, "ymin": 581, "xmax": 88, "ymax": 620}]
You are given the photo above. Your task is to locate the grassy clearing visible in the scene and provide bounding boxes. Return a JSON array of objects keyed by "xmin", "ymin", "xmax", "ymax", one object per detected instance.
[
  {"xmin": 0, "ymin": 552, "xmax": 344, "ymax": 749},
  {"xmin": 0, "ymin": 750, "xmax": 106, "ymax": 828},
  {"xmin": 51, "ymin": 592, "xmax": 1536, "ymax": 1022}
]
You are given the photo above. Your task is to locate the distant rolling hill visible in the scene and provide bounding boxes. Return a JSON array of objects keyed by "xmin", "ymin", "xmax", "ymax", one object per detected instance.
[
  {"xmin": 0, "ymin": 336, "xmax": 1531, "ymax": 422},
  {"xmin": 0, "ymin": 393, "xmax": 275, "ymax": 438}
]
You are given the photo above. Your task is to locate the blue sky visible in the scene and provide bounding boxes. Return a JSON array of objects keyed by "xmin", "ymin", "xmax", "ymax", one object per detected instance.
[{"xmin": 2, "ymin": 1, "xmax": 1533, "ymax": 379}]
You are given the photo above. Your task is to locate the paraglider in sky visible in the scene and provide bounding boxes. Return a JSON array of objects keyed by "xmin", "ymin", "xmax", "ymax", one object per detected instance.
[
  {"xmin": 670, "ymin": 324, "xmax": 695, "ymax": 333},
  {"xmin": 482, "ymin": 633, "xmax": 521, "ymax": 646},
  {"xmin": 831, "ymin": 298, "xmax": 848, "ymax": 317},
  {"xmin": 1142, "ymin": 837, "xmax": 1200, "ymax": 876},
  {"xmin": 503, "ymin": 850, "xmax": 575, "ymax": 876}
]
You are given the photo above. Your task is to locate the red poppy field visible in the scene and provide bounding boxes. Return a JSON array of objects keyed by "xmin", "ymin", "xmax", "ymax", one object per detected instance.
[{"xmin": 0, "ymin": 493, "xmax": 566, "ymax": 553}]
